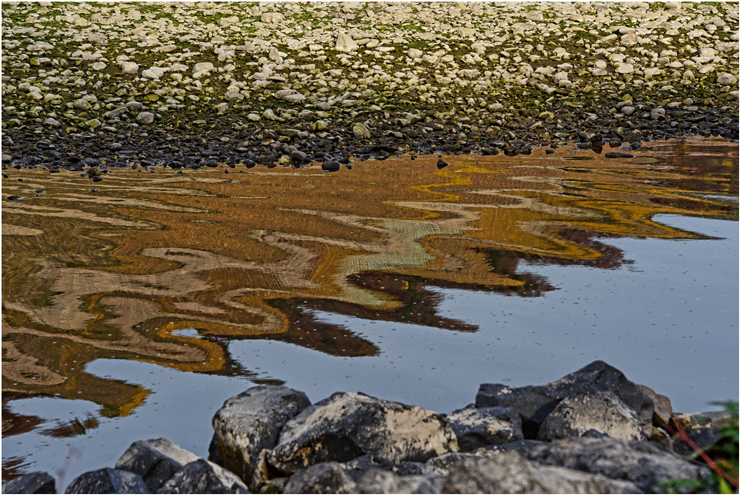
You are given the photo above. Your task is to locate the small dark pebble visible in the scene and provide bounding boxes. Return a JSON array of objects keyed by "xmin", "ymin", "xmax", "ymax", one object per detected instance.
[
  {"xmin": 90, "ymin": 189, "xmax": 99, "ymax": 193},
  {"xmin": 2, "ymin": 173, "xmax": 9, "ymax": 178},
  {"xmin": 604, "ymin": 152, "xmax": 634, "ymax": 159},
  {"xmin": 545, "ymin": 149, "xmax": 556, "ymax": 154},
  {"xmin": 92, "ymin": 176, "xmax": 103, "ymax": 182},
  {"xmin": 34, "ymin": 189, "xmax": 45, "ymax": 194},
  {"xmin": 437, "ymin": 159, "xmax": 449, "ymax": 169},
  {"xmin": 6, "ymin": 195, "xmax": 24, "ymax": 200},
  {"xmin": 322, "ymin": 160, "xmax": 341, "ymax": 172}
]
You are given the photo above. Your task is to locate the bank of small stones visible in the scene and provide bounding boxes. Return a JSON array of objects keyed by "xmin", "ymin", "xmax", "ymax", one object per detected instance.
[
  {"xmin": 1, "ymin": 2, "xmax": 739, "ymax": 172},
  {"xmin": 3, "ymin": 361, "xmax": 734, "ymax": 494}
]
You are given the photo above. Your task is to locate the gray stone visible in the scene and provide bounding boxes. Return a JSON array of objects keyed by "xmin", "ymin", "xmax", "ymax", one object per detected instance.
[
  {"xmin": 156, "ymin": 459, "xmax": 249, "ymax": 494},
  {"xmin": 621, "ymin": 106, "xmax": 635, "ymax": 116},
  {"xmin": 537, "ymin": 389, "xmax": 643, "ymax": 441},
  {"xmin": 136, "ymin": 112, "xmax": 155, "ymax": 125},
  {"xmin": 351, "ymin": 468, "xmax": 443, "ymax": 494},
  {"xmin": 121, "ymin": 62, "xmax": 139, "ymax": 74},
  {"xmin": 717, "ymin": 73, "xmax": 737, "ymax": 85},
  {"xmin": 516, "ymin": 437, "xmax": 711, "ymax": 493},
  {"xmin": 428, "ymin": 451, "xmax": 639, "ymax": 493},
  {"xmin": 407, "ymin": 48, "xmax": 423, "ymax": 59},
  {"xmin": 44, "ymin": 118, "xmax": 61, "ymax": 127},
  {"xmin": 336, "ymin": 33, "xmax": 358, "ymax": 52},
  {"xmin": 210, "ymin": 386, "xmax": 311, "ymax": 490},
  {"xmin": 193, "ymin": 62, "xmax": 214, "ymax": 75},
  {"xmin": 284, "ymin": 463, "xmax": 356, "ymax": 494},
  {"xmin": 446, "ymin": 406, "xmax": 523, "ymax": 451},
  {"xmin": 2, "ymin": 472, "xmax": 56, "ymax": 494},
  {"xmin": 636, "ymin": 384, "xmax": 672, "ymax": 427},
  {"xmin": 65, "ymin": 468, "xmax": 148, "ymax": 494},
  {"xmin": 115, "ymin": 437, "xmax": 200, "ymax": 492},
  {"xmin": 267, "ymin": 392, "xmax": 457, "ymax": 474},
  {"xmin": 476, "ymin": 361, "xmax": 654, "ymax": 439}
]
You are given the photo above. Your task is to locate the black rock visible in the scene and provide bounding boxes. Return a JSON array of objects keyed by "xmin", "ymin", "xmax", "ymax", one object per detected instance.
[
  {"xmin": 155, "ymin": 459, "xmax": 248, "ymax": 494},
  {"xmin": 630, "ymin": 142, "xmax": 643, "ymax": 150},
  {"xmin": 436, "ymin": 159, "xmax": 449, "ymax": 169},
  {"xmin": 322, "ymin": 160, "xmax": 341, "ymax": 172},
  {"xmin": 115, "ymin": 438, "xmax": 200, "ymax": 492},
  {"xmin": 604, "ymin": 152, "xmax": 634, "ymax": 159},
  {"xmin": 283, "ymin": 462, "xmax": 356, "ymax": 494},
  {"xmin": 2, "ymin": 173, "xmax": 9, "ymax": 178},
  {"xmin": 2, "ymin": 471, "xmax": 56, "ymax": 494},
  {"xmin": 92, "ymin": 176, "xmax": 103, "ymax": 182},
  {"xmin": 6, "ymin": 195, "xmax": 24, "ymax": 200},
  {"xmin": 65, "ymin": 468, "xmax": 148, "ymax": 494},
  {"xmin": 545, "ymin": 149, "xmax": 556, "ymax": 154}
]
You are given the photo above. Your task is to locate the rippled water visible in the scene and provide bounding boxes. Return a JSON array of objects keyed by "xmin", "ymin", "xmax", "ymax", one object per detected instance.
[{"xmin": 2, "ymin": 136, "xmax": 738, "ymax": 487}]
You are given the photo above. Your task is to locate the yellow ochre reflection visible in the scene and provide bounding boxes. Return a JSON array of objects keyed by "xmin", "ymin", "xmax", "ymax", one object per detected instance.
[{"xmin": 2, "ymin": 137, "xmax": 737, "ymax": 422}]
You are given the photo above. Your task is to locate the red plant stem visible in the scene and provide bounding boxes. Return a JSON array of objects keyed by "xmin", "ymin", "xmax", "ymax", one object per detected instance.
[{"xmin": 673, "ymin": 419, "xmax": 739, "ymax": 489}]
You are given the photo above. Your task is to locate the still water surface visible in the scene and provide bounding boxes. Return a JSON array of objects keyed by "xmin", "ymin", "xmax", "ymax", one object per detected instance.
[{"xmin": 2, "ymin": 136, "xmax": 738, "ymax": 487}]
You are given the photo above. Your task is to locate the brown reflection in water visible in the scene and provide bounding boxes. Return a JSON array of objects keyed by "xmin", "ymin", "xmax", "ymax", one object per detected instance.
[{"xmin": 2, "ymin": 137, "xmax": 738, "ymax": 423}]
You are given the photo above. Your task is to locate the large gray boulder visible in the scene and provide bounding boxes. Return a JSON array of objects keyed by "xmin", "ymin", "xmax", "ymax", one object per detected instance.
[
  {"xmin": 446, "ymin": 405, "xmax": 523, "ymax": 451},
  {"xmin": 537, "ymin": 389, "xmax": 643, "ymax": 441},
  {"xmin": 156, "ymin": 459, "xmax": 249, "ymax": 494},
  {"xmin": 476, "ymin": 361, "xmax": 654, "ymax": 439},
  {"xmin": 266, "ymin": 392, "xmax": 458, "ymax": 474},
  {"xmin": 2, "ymin": 472, "xmax": 56, "ymax": 494},
  {"xmin": 516, "ymin": 437, "xmax": 711, "ymax": 493},
  {"xmin": 115, "ymin": 438, "xmax": 200, "ymax": 492},
  {"xmin": 65, "ymin": 468, "xmax": 147, "ymax": 494},
  {"xmin": 427, "ymin": 452, "xmax": 639, "ymax": 493},
  {"xmin": 210, "ymin": 386, "xmax": 311, "ymax": 489}
]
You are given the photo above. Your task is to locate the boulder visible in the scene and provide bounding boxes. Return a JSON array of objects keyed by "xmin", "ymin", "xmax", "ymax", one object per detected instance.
[
  {"xmin": 537, "ymin": 389, "xmax": 642, "ymax": 441},
  {"xmin": 635, "ymin": 384, "xmax": 672, "ymax": 427},
  {"xmin": 115, "ymin": 437, "xmax": 200, "ymax": 492},
  {"xmin": 517, "ymin": 437, "xmax": 710, "ymax": 493},
  {"xmin": 266, "ymin": 392, "xmax": 457, "ymax": 474},
  {"xmin": 156, "ymin": 459, "xmax": 248, "ymax": 494},
  {"xmin": 476, "ymin": 361, "xmax": 654, "ymax": 439},
  {"xmin": 210, "ymin": 386, "xmax": 310, "ymax": 489},
  {"xmin": 427, "ymin": 451, "xmax": 639, "ymax": 493},
  {"xmin": 2, "ymin": 472, "xmax": 56, "ymax": 494},
  {"xmin": 65, "ymin": 468, "xmax": 147, "ymax": 494},
  {"xmin": 350, "ymin": 468, "xmax": 443, "ymax": 494},
  {"xmin": 283, "ymin": 463, "xmax": 356, "ymax": 494},
  {"xmin": 446, "ymin": 405, "xmax": 523, "ymax": 451}
]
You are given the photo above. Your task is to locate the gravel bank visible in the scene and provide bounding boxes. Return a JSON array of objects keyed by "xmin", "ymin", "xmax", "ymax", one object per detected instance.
[{"xmin": 2, "ymin": 1, "xmax": 739, "ymax": 169}]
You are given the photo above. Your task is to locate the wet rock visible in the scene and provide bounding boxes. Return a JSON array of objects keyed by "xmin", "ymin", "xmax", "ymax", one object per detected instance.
[
  {"xmin": 321, "ymin": 160, "xmax": 341, "ymax": 172},
  {"xmin": 476, "ymin": 361, "xmax": 654, "ymax": 439},
  {"xmin": 65, "ymin": 468, "xmax": 148, "ymax": 494},
  {"xmin": 115, "ymin": 437, "xmax": 200, "ymax": 492},
  {"xmin": 446, "ymin": 405, "xmax": 523, "ymax": 451},
  {"xmin": 427, "ymin": 451, "xmax": 639, "ymax": 493},
  {"xmin": 516, "ymin": 437, "xmax": 710, "ymax": 493},
  {"xmin": 2, "ymin": 471, "xmax": 56, "ymax": 494},
  {"xmin": 156, "ymin": 459, "xmax": 249, "ymax": 494},
  {"xmin": 266, "ymin": 392, "xmax": 457, "ymax": 474},
  {"xmin": 436, "ymin": 159, "xmax": 448, "ymax": 169},
  {"xmin": 604, "ymin": 152, "xmax": 634, "ymax": 158},
  {"xmin": 538, "ymin": 389, "xmax": 643, "ymax": 441},
  {"xmin": 283, "ymin": 463, "xmax": 356, "ymax": 494},
  {"xmin": 210, "ymin": 386, "xmax": 310, "ymax": 490}
]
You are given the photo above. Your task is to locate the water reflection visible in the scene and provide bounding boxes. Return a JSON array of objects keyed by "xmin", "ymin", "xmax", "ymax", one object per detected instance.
[{"xmin": 2, "ymin": 137, "xmax": 737, "ymax": 445}]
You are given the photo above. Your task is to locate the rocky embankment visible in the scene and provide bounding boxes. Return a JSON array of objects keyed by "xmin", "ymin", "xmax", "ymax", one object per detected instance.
[
  {"xmin": 4, "ymin": 361, "xmax": 734, "ymax": 494},
  {"xmin": 1, "ymin": 2, "xmax": 739, "ymax": 171}
]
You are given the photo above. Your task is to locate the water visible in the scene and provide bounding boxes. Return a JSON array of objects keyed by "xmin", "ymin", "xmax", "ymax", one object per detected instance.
[{"xmin": 2, "ymin": 137, "xmax": 738, "ymax": 488}]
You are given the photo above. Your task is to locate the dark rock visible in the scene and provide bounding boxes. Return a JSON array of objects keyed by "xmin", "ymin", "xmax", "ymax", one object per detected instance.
[
  {"xmin": 156, "ymin": 459, "xmax": 249, "ymax": 494},
  {"xmin": 351, "ymin": 468, "xmax": 443, "ymax": 494},
  {"xmin": 581, "ymin": 429, "xmax": 611, "ymax": 439},
  {"xmin": 475, "ymin": 439, "xmax": 548, "ymax": 454},
  {"xmin": 446, "ymin": 405, "xmax": 523, "ymax": 451},
  {"xmin": 436, "ymin": 159, "xmax": 448, "ymax": 169},
  {"xmin": 321, "ymin": 161, "xmax": 341, "ymax": 172},
  {"xmin": 476, "ymin": 360, "xmax": 654, "ymax": 439},
  {"xmin": 665, "ymin": 428, "xmax": 724, "ymax": 458},
  {"xmin": 538, "ymin": 389, "xmax": 643, "ymax": 441},
  {"xmin": 609, "ymin": 139, "xmax": 623, "ymax": 148},
  {"xmin": 605, "ymin": 152, "xmax": 634, "ymax": 158},
  {"xmin": 630, "ymin": 141, "xmax": 643, "ymax": 150},
  {"xmin": 283, "ymin": 463, "xmax": 356, "ymax": 494},
  {"xmin": 2, "ymin": 472, "xmax": 56, "ymax": 494},
  {"xmin": 115, "ymin": 437, "xmax": 200, "ymax": 492},
  {"xmin": 266, "ymin": 392, "xmax": 457, "ymax": 474},
  {"xmin": 341, "ymin": 454, "xmax": 393, "ymax": 472},
  {"xmin": 635, "ymin": 384, "xmax": 672, "ymax": 427},
  {"xmin": 545, "ymin": 149, "xmax": 556, "ymax": 154},
  {"xmin": 290, "ymin": 151, "xmax": 308, "ymax": 163},
  {"xmin": 516, "ymin": 437, "xmax": 710, "ymax": 493},
  {"xmin": 427, "ymin": 451, "xmax": 639, "ymax": 493},
  {"xmin": 65, "ymin": 468, "xmax": 148, "ymax": 494},
  {"xmin": 394, "ymin": 462, "xmax": 439, "ymax": 476},
  {"xmin": 210, "ymin": 386, "xmax": 311, "ymax": 490}
]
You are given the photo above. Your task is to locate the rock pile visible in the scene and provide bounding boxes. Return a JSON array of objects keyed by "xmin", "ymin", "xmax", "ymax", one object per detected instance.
[
  {"xmin": 2, "ymin": 2, "xmax": 738, "ymax": 170},
  {"xmin": 6, "ymin": 361, "xmax": 732, "ymax": 494}
]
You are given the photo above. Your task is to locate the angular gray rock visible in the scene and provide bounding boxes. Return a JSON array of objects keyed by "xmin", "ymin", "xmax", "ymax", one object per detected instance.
[
  {"xmin": 65, "ymin": 468, "xmax": 148, "ymax": 494},
  {"xmin": 537, "ymin": 389, "xmax": 642, "ymax": 441},
  {"xmin": 517, "ymin": 437, "xmax": 710, "ymax": 493},
  {"xmin": 476, "ymin": 361, "xmax": 654, "ymax": 439},
  {"xmin": 428, "ymin": 452, "xmax": 639, "ymax": 493},
  {"xmin": 156, "ymin": 459, "xmax": 249, "ymax": 494},
  {"xmin": 115, "ymin": 437, "xmax": 200, "ymax": 492},
  {"xmin": 351, "ymin": 468, "xmax": 443, "ymax": 494},
  {"xmin": 2, "ymin": 472, "xmax": 56, "ymax": 494},
  {"xmin": 210, "ymin": 386, "xmax": 311, "ymax": 489},
  {"xmin": 283, "ymin": 463, "xmax": 356, "ymax": 494},
  {"xmin": 446, "ymin": 405, "xmax": 523, "ymax": 451},
  {"xmin": 266, "ymin": 392, "xmax": 458, "ymax": 474},
  {"xmin": 636, "ymin": 384, "xmax": 672, "ymax": 427}
]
